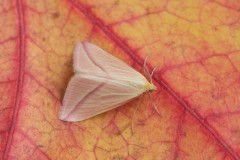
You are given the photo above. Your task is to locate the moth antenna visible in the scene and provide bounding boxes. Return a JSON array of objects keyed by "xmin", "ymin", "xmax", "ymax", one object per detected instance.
[
  {"xmin": 147, "ymin": 92, "xmax": 161, "ymax": 117},
  {"xmin": 150, "ymin": 65, "xmax": 159, "ymax": 83},
  {"xmin": 131, "ymin": 93, "xmax": 145, "ymax": 135},
  {"xmin": 143, "ymin": 53, "xmax": 150, "ymax": 69},
  {"xmin": 143, "ymin": 54, "xmax": 151, "ymax": 81}
]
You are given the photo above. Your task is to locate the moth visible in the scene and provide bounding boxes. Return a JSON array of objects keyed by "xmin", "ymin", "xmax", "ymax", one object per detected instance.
[{"xmin": 59, "ymin": 42, "xmax": 157, "ymax": 122}]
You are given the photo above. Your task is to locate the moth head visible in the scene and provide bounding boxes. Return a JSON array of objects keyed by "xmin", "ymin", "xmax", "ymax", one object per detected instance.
[{"xmin": 147, "ymin": 83, "xmax": 157, "ymax": 92}]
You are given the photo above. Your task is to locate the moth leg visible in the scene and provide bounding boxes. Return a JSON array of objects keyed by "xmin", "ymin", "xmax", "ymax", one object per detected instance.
[
  {"xmin": 147, "ymin": 92, "xmax": 162, "ymax": 117},
  {"xmin": 131, "ymin": 93, "xmax": 145, "ymax": 134}
]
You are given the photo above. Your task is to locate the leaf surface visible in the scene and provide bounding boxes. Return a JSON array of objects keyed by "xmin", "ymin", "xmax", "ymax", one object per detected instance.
[{"xmin": 1, "ymin": 0, "xmax": 240, "ymax": 159}]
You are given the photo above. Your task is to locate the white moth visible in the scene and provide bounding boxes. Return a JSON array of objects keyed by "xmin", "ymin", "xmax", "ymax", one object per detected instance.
[{"xmin": 59, "ymin": 42, "xmax": 157, "ymax": 121}]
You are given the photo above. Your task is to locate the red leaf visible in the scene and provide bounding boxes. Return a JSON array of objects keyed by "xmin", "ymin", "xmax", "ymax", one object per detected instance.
[{"xmin": 1, "ymin": 0, "xmax": 240, "ymax": 159}]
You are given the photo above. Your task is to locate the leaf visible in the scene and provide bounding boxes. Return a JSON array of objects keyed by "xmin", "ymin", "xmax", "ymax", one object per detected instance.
[{"xmin": 1, "ymin": 0, "xmax": 240, "ymax": 159}]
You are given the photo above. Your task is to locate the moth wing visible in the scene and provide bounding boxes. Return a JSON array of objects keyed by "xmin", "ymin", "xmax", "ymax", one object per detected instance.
[
  {"xmin": 59, "ymin": 42, "xmax": 150, "ymax": 121},
  {"xmin": 59, "ymin": 74, "xmax": 142, "ymax": 121},
  {"xmin": 73, "ymin": 42, "xmax": 147, "ymax": 82}
]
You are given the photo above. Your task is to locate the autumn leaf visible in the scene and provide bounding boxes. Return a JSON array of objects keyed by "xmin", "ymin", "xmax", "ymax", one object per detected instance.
[{"xmin": 1, "ymin": 0, "xmax": 240, "ymax": 159}]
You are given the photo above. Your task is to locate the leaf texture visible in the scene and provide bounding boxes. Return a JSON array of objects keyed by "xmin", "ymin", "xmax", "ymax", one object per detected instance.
[{"xmin": 1, "ymin": 0, "xmax": 240, "ymax": 159}]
